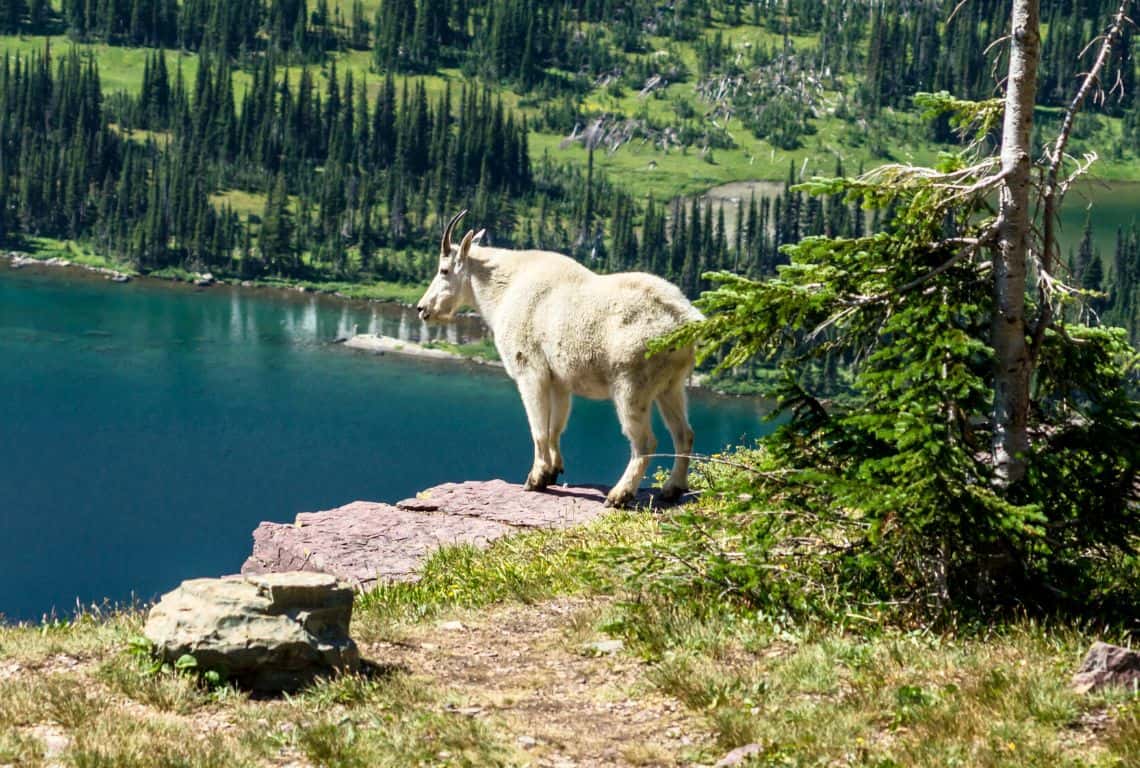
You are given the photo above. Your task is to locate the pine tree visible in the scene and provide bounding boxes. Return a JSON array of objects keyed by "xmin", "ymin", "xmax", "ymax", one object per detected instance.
[{"xmin": 261, "ymin": 173, "xmax": 296, "ymax": 273}]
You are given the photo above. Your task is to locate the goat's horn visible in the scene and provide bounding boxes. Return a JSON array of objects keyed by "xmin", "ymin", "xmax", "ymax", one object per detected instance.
[{"xmin": 441, "ymin": 210, "xmax": 468, "ymax": 255}]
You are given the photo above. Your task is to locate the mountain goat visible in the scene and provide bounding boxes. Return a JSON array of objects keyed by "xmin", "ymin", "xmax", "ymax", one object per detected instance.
[{"xmin": 416, "ymin": 211, "xmax": 702, "ymax": 508}]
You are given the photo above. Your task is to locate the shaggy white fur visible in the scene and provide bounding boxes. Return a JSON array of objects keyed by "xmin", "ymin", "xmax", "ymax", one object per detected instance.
[{"xmin": 417, "ymin": 211, "xmax": 701, "ymax": 507}]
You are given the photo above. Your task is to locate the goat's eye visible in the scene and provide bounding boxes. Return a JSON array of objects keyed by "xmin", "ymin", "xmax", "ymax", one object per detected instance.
[{"xmin": 439, "ymin": 268, "xmax": 449, "ymax": 276}]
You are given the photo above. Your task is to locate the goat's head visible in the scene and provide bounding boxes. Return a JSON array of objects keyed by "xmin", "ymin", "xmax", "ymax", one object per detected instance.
[{"xmin": 416, "ymin": 210, "xmax": 482, "ymax": 322}]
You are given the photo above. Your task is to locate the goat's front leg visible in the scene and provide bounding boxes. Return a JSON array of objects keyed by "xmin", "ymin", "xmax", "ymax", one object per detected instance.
[{"xmin": 516, "ymin": 373, "xmax": 557, "ymax": 491}]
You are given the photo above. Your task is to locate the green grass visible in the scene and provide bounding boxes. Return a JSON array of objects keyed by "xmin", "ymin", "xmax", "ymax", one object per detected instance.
[
  {"xmin": 13, "ymin": 236, "xmax": 137, "ymax": 274},
  {"xmin": 0, "ymin": 610, "xmax": 516, "ymax": 767},
  {"xmin": 0, "ymin": 35, "xmax": 210, "ymax": 94},
  {"xmin": 612, "ymin": 598, "xmax": 1135, "ymax": 765},
  {"xmin": 12, "ymin": 231, "xmax": 430, "ymax": 302},
  {"xmin": 255, "ymin": 276, "xmax": 428, "ymax": 304},
  {"xmin": 209, "ymin": 189, "xmax": 268, "ymax": 218},
  {"xmin": 0, "ymin": 501, "xmax": 1136, "ymax": 766},
  {"xmin": 353, "ymin": 513, "xmax": 651, "ymax": 630},
  {"xmin": 4, "ymin": 22, "xmax": 1138, "ymax": 209},
  {"xmin": 421, "ymin": 337, "xmax": 500, "ymax": 361},
  {"xmin": 530, "ymin": 95, "xmax": 949, "ymax": 199}
]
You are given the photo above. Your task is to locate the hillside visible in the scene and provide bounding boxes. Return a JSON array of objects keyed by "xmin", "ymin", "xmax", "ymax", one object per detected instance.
[
  {"xmin": 0, "ymin": 0, "xmax": 1138, "ymax": 341},
  {"xmin": 2, "ymin": 514, "xmax": 1137, "ymax": 767}
]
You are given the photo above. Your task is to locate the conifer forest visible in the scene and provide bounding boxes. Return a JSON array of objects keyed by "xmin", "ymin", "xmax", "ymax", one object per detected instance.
[{"xmin": 0, "ymin": 0, "xmax": 1139, "ymax": 342}]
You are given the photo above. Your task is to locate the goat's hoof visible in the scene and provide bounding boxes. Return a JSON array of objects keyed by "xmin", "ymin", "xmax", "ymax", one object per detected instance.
[
  {"xmin": 659, "ymin": 484, "xmax": 688, "ymax": 502},
  {"xmin": 605, "ymin": 489, "xmax": 634, "ymax": 508},
  {"xmin": 524, "ymin": 473, "xmax": 551, "ymax": 491}
]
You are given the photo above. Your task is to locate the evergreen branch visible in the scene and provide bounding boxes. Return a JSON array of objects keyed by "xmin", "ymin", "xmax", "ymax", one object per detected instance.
[
  {"xmin": 641, "ymin": 453, "xmax": 796, "ymax": 483},
  {"xmin": 841, "ymin": 226, "xmax": 999, "ymax": 309}
]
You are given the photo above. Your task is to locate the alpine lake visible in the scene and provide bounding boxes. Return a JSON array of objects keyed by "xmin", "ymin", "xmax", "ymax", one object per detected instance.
[
  {"xmin": 0, "ymin": 261, "xmax": 769, "ymax": 622},
  {"xmin": 3, "ymin": 179, "xmax": 1132, "ymax": 622}
]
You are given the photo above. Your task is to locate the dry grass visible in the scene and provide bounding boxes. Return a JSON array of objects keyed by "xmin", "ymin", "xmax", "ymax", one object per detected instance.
[
  {"xmin": 0, "ymin": 519, "xmax": 1137, "ymax": 766},
  {"xmin": 620, "ymin": 602, "xmax": 1138, "ymax": 767}
]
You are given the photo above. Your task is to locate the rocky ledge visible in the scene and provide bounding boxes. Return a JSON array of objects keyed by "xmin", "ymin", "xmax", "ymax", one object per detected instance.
[
  {"xmin": 242, "ymin": 479, "xmax": 686, "ymax": 590},
  {"xmin": 341, "ymin": 333, "xmax": 503, "ymax": 367},
  {"xmin": 3, "ymin": 250, "xmax": 133, "ymax": 282}
]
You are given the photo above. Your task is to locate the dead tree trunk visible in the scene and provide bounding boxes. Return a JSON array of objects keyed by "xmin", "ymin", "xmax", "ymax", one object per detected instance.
[{"xmin": 992, "ymin": 0, "xmax": 1040, "ymax": 487}]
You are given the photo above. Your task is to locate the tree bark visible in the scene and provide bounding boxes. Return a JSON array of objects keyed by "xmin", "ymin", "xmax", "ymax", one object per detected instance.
[{"xmin": 993, "ymin": 0, "xmax": 1039, "ymax": 487}]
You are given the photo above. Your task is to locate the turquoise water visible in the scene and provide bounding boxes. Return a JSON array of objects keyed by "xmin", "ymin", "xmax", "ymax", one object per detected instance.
[{"xmin": 0, "ymin": 264, "xmax": 768, "ymax": 621}]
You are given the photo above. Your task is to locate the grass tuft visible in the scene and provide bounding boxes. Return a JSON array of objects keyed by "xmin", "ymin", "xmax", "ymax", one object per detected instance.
[
  {"xmin": 354, "ymin": 512, "xmax": 653, "ymax": 632},
  {"xmin": 97, "ymin": 655, "xmax": 213, "ymax": 714},
  {"xmin": 43, "ymin": 675, "xmax": 105, "ymax": 728}
]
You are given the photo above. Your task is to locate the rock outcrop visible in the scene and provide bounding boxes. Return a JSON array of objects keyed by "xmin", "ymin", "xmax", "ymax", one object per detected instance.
[
  {"xmin": 342, "ymin": 333, "xmax": 503, "ymax": 367},
  {"xmin": 242, "ymin": 479, "xmax": 683, "ymax": 590},
  {"xmin": 243, "ymin": 501, "xmax": 513, "ymax": 587},
  {"xmin": 144, "ymin": 572, "xmax": 359, "ymax": 692},
  {"xmin": 1073, "ymin": 641, "xmax": 1140, "ymax": 694},
  {"xmin": 3, "ymin": 250, "xmax": 131, "ymax": 281}
]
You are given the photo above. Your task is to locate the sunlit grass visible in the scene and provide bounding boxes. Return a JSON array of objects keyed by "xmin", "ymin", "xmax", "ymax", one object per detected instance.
[
  {"xmin": 209, "ymin": 189, "xmax": 267, "ymax": 218},
  {"xmin": 612, "ymin": 598, "xmax": 1134, "ymax": 765},
  {"xmin": 0, "ymin": 499, "xmax": 1136, "ymax": 766},
  {"xmin": 354, "ymin": 512, "xmax": 654, "ymax": 631}
]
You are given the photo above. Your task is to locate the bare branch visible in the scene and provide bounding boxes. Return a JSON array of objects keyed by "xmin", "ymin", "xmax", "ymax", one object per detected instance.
[
  {"xmin": 1033, "ymin": 0, "xmax": 1131, "ymax": 362},
  {"xmin": 984, "ymin": 34, "xmax": 1012, "ymax": 57},
  {"xmin": 807, "ymin": 304, "xmax": 861, "ymax": 342},
  {"xmin": 947, "ymin": 0, "xmax": 972, "ymax": 25}
]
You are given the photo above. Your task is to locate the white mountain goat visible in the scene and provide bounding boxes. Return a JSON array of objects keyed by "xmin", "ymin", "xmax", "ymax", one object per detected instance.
[{"xmin": 416, "ymin": 211, "xmax": 702, "ymax": 507}]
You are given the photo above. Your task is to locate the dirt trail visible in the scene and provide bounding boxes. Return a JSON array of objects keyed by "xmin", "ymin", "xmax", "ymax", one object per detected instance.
[{"xmin": 367, "ymin": 598, "xmax": 713, "ymax": 767}]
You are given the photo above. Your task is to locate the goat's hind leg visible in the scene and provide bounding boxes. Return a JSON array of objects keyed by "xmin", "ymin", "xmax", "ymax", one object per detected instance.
[
  {"xmin": 607, "ymin": 379, "xmax": 656, "ymax": 508},
  {"xmin": 656, "ymin": 375, "xmax": 694, "ymax": 501},
  {"xmin": 547, "ymin": 382, "xmax": 571, "ymax": 483},
  {"xmin": 517, "ymin": 373, "xmax": 557, "ymax": 491}
]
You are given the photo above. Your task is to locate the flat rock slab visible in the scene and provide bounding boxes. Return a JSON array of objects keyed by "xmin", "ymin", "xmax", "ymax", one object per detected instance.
[
  {"xmin": 395, "ymin": 479, "xmax": 667, "ymax": 527},
  {"xmin": 242, "ymin": 502, "xmax": 513, "ymax": 589},
  {"xmin": 242, "ymin": 479, "xmax": 683, "ymax": 590}
]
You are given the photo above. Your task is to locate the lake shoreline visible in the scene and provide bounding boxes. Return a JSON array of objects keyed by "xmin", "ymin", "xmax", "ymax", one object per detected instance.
[
  {"xmin": 341, "ymin": 333, "xmax": 504, "ymax": 369},
  {"xmin": 338, "ymin": 333, "xmax": 732, "ymax": 395},
  {"xmin": 3, "ymin": 251, "xmax": 760, "ymax": 398},
  {"xmin": 0, "ymin": 266, "xmax": 769, "ymax": 620},
  {"xmin": 0, "ymin": 248, "xmax": 428, "ymax": 306}
]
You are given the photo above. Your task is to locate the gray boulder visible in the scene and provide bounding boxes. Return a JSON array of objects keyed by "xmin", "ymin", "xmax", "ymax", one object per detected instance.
[
  {"xmin": 144, "ymin": 572, "xmax": 359, "ymax": 692},
  {"xmin": 1072, "ymin": 641, "xmax": 1140, "ymax": 694}
]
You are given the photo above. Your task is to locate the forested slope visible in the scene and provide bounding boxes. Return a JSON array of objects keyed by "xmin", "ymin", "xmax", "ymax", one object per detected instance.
[{"xmin": 1, "ymin": 0, "xmax": 1140, "ymax": 338}]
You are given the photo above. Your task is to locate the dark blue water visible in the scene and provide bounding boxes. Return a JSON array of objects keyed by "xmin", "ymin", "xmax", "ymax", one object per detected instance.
[{"xmin": 0, "ymin": 264, "xmax": 768, "ymax": 621}]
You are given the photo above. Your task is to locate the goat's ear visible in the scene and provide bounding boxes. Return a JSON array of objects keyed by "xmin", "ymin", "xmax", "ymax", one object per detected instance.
[
  {"xmin": 472, "ymin": 228, "xmax": 487, "ymax": 245},
  {"xmin": 454, "ymin": 229, "xmax": 476, "ymax": 269}
]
